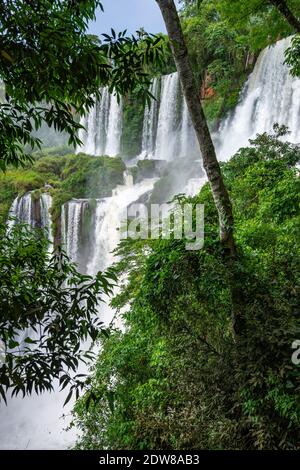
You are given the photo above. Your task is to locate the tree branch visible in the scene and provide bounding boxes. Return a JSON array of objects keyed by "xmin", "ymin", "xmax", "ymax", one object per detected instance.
[{"xmin": 269, "ymin": 0, "xmax": 300, "ymax": 33}]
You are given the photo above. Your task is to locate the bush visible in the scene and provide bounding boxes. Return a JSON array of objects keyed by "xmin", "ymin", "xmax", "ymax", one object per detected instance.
[{"xmin": 73, "ymin": 130, "xmax": 300, "ymax": 450}]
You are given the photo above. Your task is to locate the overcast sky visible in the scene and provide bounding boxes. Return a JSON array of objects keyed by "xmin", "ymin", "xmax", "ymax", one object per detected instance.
[{"xmin": 89, "ymin": 0, "xmax": 181, "ymax": 36}]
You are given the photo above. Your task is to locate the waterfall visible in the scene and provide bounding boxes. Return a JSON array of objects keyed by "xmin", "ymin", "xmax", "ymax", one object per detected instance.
[
  {"xmin": 155, "ymin": 72, "xmax": 180, "ymax": 160},
  {"xmin": 179, "ymin": 99, "xmax": 190, "ymax": 159},
  {"xmin": 1, "ymin": 192, "xmax": 75, "ymax": 452},
  {"xmin": 77, "ymin": 88, "xmax": 122, "ymax": 157},
  {"xmin": 40, "ymin": 193, "xmax": 53, "ymax": 243},
  {"xmin": 2, "ymin": 36, "xmax": 300, "ymax": 451},
  {"xmin": 140, "ymin": 77, "xmax": 160, "ymax": 158},
  {"xmin": 139, "ymin": 37, "xmax": 300, "ymax": 164},
  {"xmin": 8, "ymin": 192, "xmax": 53, "ymax": 238},
  {"xmin": 61, "ymin": 200, "xmax": 89, "ymax": 264},
  {"xmin": 217, "ymin": 36, "xmax": 300, "ymax": 160},
  {"xmin": 183, "ymin": 176, "xmax": 207, "ymax": 197},
  {"xmin": 87, "ymin": 178, "xmax": 156, "ymax": 278},
  {"xmin": 179, "ymin": 98, "xmax": 198, "ymax": 159},
  {"xmin": 139, "ymin": 72, "xmax": 198, "ymax": 162},
  {"xmin": 95, "ymin": 88, "xmax": 110, "ymax": 155},
  {"xmin": 8, "ymin": 193, "xmax": 33, "ymax": 227},
  {"xmin": 60, "ymin": 174, "xmax": 157, "ymax": 327},
  {"xmin": 123, "ymin": 169, "xmax": 134, "ymax": 187},
  {"xmin": 105, "ymin": 93, "xmax": 123, "ymax": 156},
  {"xmin": 86, "ymin": 177, "xmax": 157, "ymax": 327}
]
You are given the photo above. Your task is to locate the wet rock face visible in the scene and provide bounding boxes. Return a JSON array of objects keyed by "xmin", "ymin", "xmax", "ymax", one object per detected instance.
[
  {"xmin": 200, "ymin": 72, "xmax": 215, "ymax": 100},
  {"xmin": 32, "ymin": 197, "xmax": 42, "ymax": 228}
]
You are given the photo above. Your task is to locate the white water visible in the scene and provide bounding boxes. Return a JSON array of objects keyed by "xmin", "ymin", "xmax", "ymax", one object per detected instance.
[
  {"xmin": 217, "ymin": 36, "xmax": 300, "ymax": 160},
  {"xmin": 0, "ymin": 192, "xmax": 77, "ymax": 450},
  {"xmin": 60, "ymin": 171, "xmax": 157, "ymax": 327},
  {"xmin": 140, "ymin": 78, "xmax": 160, "ymax": 158},
  {"xmin": 155, "ymin": 72, "xmax": 180, "ymax": 160},
  {"xmin": 77, "ymin": 88, "xmax": 122, "ymax": 157},
  {"xmin": 8, "ymin": 192, "xmax": 53, "ymax": 235},
  {"xmin": 2, "ymin": 37, "xmax": 300, "ymax": 450},
  {"xmin": 105, "ymin": 93, "xmax": 123, "ymax": 156},
  {"xmin": 139, "ymin": 72, "xmax": 197, "ymax": 161},
  {"xmin": 61, "ymin": 200, "xmax": 89, "ymax": 263},
  {"xmin": 87, "ymin": 177, "xmax": 156, "ymax": 277},
  {"xmin": 183, "ymin": 176, "xmax": 207, "ymax": 197},
  {"xmin": 40, "ymin": 193, "xmax": 53, "ymax": 244},
  {"xmin": 8, "ymin": 192, "xmax": 33, "ymax": 228}
]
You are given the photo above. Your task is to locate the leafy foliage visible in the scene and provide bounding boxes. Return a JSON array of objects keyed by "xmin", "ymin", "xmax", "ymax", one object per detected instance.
[
  {"xmin": 0, "ymin": 221, "xmax": 117, "ymax": 403},
  {"xmin": 73, "ymin": 129, "xmax": 300, "ymax": 450},
  {"xmin": 0, "ymin": 151, "xmax": 125, "ymax": 237},
  {"xmin": 214, "ymin": 0, "xmax": 300, "ymax": 50},
  {"xmin": 178, "ymin": 1, "xmax": 256, "ymax": 123},
  {"xmin": 0, "ymin": 0, "xmax": 165, "ymax": 170},
  {"xmin": 177, "ymin": 0, "xmax": 300, "ymax": 124},
  {"xmin": 285, "ymin": 34, "xmax": 300, "ymax": 76}
]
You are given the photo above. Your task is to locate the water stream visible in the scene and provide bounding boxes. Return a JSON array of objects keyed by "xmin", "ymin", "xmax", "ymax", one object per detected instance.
[{"xmin": 1, "ymin": 36, "xmax": 300, "ymax": 449}]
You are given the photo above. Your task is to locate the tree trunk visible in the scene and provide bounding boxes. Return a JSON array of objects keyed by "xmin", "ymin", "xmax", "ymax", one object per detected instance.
[
  {"xmin": 269, "ymin": 0, "xmax": 300, "ymax": 33},
  {"xmin": 155, "ymin": 0, "xmax": 247, "ymax": 337},
  {"xmin": 155, "ymin": 0, "xmax": 236, "ymax": 255}
]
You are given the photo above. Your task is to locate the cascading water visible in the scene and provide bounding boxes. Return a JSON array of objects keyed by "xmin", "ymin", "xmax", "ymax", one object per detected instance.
[
  {"xmin": 87, "ymin": 174, "xmax": 157, "ymax": 327},
  {"xmin": 217, "ymin": 36, "xmax": 300, "ymax": 160},
  {"xmin": 104, "ymin": 93, "xmax": 123, "ymax": 156},
  {"xmin": 139, "ymin": 72, "xmax": 198, "ymax": 161},
  {"xmin": 139, "ymin": 37, "xmax": 300, "ymax": 165},
  {"xmin": 183, "ymin": 176, "xmax": 207, "ymax": 197},
  {"xmin": 87, "ymin": 176, "xmax": 157, "ymax": 277},
  {"xmin": 2, "ymin": 36, "xmax": 300, "ymax": 450},
  {"xmin": 0, "ymin": 192, "xmax": 77, "ymax": 451},
  {"xmin": 154, "ymin": 72, "xmax": 180, "ymax": 161},
  {"xmin": 140, "ymin": 78, "xmax": 160, "ymax": 158},
  {"xmin": 8, "ymin": 192, "xmax": 33, "ymax": 227},
  {"xmin": 62, "ymin": 200, "xmax": 89, "ymax": 263},
  {"xmin": 8, "ymin": 192, "xmax": 53, "ymax": 236},
  {"xmin": 40, "ymin": 193, "xmax": 53, "ymax": 243},
  {"xmin": 179, "ymin": 99, "xmax": 198, "ymax": 160},
  {"xmin": 77, "ymin": 88, "xmax": 123, "ymax": 157},
  {"xmin": 60, "ymin": 169, "xmax": 157, "ymax": 326}
]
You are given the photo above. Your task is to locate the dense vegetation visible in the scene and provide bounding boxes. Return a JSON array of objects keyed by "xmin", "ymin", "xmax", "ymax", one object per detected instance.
[
  {"xmin": 0, "ymin": 150, "xmax": 125, "ymax": 236},
  {"xmin": 179, "ymin": 0, "xmax": 300, "ymax": 123},
  {"xmin": 120, "ymin": 0, "xmax": 300, "ymax": 157},
  {"xmin": 0, "ymin": 0, "xmax": 299, "ymax": 452},
  {"xmin": 0, "ymin": 220, "xmax": 118, "ymax": 401},
  {"xmin": 0, "ymin": 0, "xmax": 165, "ymax": 170},
  {"xmin": 73, "ymin": 128, "xmax": 300, "ymax": 450}
]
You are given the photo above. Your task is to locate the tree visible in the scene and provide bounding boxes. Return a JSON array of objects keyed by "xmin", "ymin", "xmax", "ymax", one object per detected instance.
[
  {"xmin": 73, "ymin": 129, "xmax": 300, "ymax": 450},
  {"xmin": 269, "ymin": 0, "xmax": 300, "ymax": 32},
  {"xmin": 285, "ymin": 34, "xmax": 300, "ymax": 76},
  {"xmin": 0, "ymin": 222, "xmax": 116, "ymax": 402},
  {"xmin": 215, "ymin": 0, "xmax": 300, "ymax": 36},
  {"xmin": 0, "ymin": 0, "xmax": 164, "ymax": 170},
  {"xmin": 0, "ymin": 0, "xmax": 166, "ymax": 400},
  {"xmin": 156, "ymin": 0, "xmax": 235, "ymax": 254}
]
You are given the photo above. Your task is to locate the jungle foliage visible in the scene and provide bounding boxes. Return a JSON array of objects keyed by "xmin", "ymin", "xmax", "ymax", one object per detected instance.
[
  {"xmin": 0, "ymin": 0, "xmax": 165, "ymax": 170},
  {"xmin": 0, "ymin": 151, "xmax": 125, "ymax": 235},
  {"xmin": 175, "ymin": 0, "xmax": 300, "ymax": 124},
  {"xmin": 0, "ymin": 0, "xmax": 299, "ymax": 452},
  {"xmin": 73, "ymin": 128, "xmax": 300, "ymax": 450},
  {"xmin": 0, "ymin": 222, "xmax": 117, "ymax": 401}
]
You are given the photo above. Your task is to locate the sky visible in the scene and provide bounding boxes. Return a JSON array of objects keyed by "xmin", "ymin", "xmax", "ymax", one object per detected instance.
[{"xmin": 88, "ymin": 0, "xmax": 180, "ymax": 36}]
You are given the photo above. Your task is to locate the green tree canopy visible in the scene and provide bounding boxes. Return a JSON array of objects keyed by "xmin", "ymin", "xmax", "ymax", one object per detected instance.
[{"xmin": 0, "ymin": 0, "xmax": 165, "ymax": 170}]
